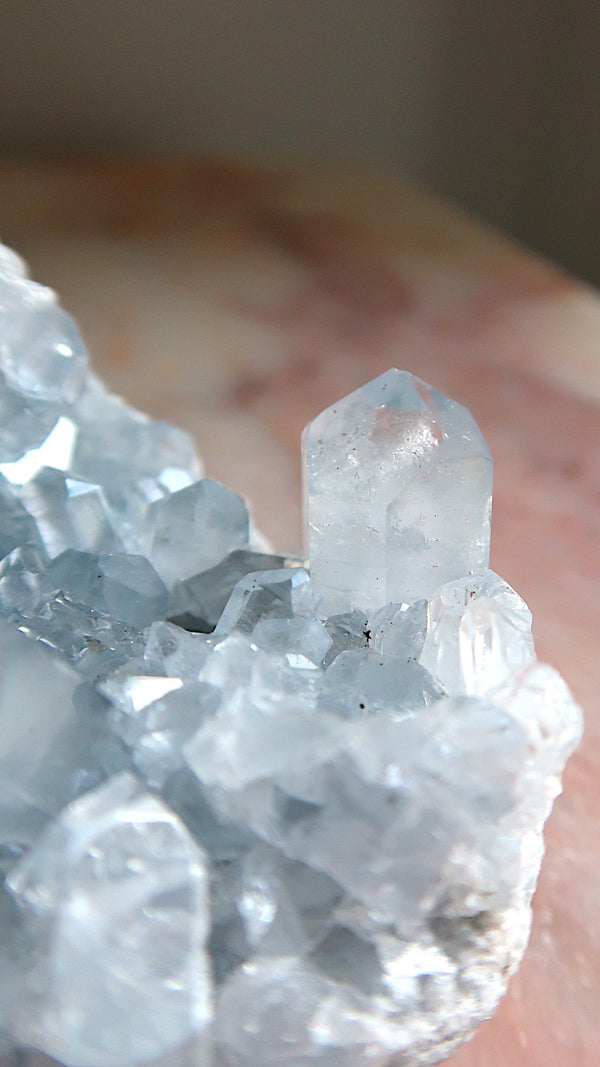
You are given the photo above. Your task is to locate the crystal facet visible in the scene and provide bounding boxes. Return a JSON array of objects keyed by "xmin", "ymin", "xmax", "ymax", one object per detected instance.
[{"xmin": 0, "ymin": 242, "xmax": 582, "ymax": 1067}]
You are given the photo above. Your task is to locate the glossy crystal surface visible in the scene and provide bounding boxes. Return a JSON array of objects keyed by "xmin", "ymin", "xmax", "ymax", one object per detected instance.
[{"xmin": 0, "ymin": 243, "xmax": 582, "ymax": 1067}]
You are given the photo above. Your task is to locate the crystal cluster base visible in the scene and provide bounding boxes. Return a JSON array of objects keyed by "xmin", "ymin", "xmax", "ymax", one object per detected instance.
[{"xmin": 0, "ymin": 245, "xmax": 582, "ymax": 1067}]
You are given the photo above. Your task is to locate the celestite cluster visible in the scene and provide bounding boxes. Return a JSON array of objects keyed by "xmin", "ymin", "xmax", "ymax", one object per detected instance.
[{"xmin": 0, "ymin": 243, "xmax": 582, "ymax": 1067}]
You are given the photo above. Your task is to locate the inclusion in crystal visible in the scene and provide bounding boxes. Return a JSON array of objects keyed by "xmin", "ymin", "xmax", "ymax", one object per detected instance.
[{"xmin": 303, "ymin": 368, "xmax": 493, "ymax": 614}]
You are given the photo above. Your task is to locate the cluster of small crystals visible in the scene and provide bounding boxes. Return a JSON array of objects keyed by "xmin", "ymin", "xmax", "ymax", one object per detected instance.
[{"xmin": 0, "ymin": 244, "xmax": 583, "ymax": 1067}]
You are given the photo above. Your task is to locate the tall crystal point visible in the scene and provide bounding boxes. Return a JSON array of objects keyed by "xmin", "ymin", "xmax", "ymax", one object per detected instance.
[
  {"xmin": 303, "ymin": 369, "xmax": 493, "ymax": 614},
  {"xmin": 0, "ymin": 241, "xmax": 583, "ymax": 1067}
]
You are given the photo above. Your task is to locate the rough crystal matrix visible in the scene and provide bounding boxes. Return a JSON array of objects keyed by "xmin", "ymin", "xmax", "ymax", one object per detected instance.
[{"xmin": 0, "ymin": 243, "xmax": 582, "ymax": 1067}]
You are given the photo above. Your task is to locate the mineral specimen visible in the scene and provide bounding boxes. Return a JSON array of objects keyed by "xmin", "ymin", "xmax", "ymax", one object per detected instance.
[
  {"xmin": 0, "ymin": 243, "xmax": 583, "ymax": 1067},
  {"xmin": 302, "ymin": 369, "xmax": 493, "ymax": 615}
]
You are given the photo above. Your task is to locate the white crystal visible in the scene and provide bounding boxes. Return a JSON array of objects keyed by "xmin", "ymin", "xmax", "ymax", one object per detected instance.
[
  {"xmin": 303, "ymin": 368, "xmax": 492, "ymax": 615},
  {"xmin": 420, "ymin": 570, "xmax": 536, "ymax": 695}
]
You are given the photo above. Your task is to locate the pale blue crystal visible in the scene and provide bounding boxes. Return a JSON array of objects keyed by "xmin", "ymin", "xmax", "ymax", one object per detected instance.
[
  {"xmin": 0, "ymin": 414, "xmax": 78, "ymax": 485},
  {"xmin": 16, "ymin": 594, "xmax": 145, "ymax": 679},
  {"xmin": 168, "ymin": 548, "xmax": 288, "ymax": 632},
  {"xmin": 0, "ymin": 476, "xmax": 44, "ymax": 562},
  {"xmin": 17, "ymin": 467, "xmax": 121, "ymax": 558},
  {"xmin": 0, "ymin": 621, "xmax": 125, "ymax": 847},
  {"xmin": 214, "ymin": 566, "xmax": 318, "ymax": 637},
  {"xmin": 145, "ymin": 478, "xmax": 250, "ymax": 587},
  {"xmin": 42, "ymin": 549, "xmax": 168, "ymax": 630},
  {"xmin": 0, "ymin": 242, "xmax": 583, "ymax": 1067},
  {"xmin": 322, "ymin": 608, "xmax": 369, "ymax": 667},
  {"xmin": 0, "ymin": 305, "xmax": 88, "ymax": 404},
  {"xmin": 303, "ymin": 368, "xmax": 493, "ymax": 615},
  {"xmin": 0, "ymin": 384, "xmax": 62, "ymax": 463},
  {"xmin": 7, "ymin": 773, "xmax": 211, "ymax": 1067},
  {"xmin": 0, "ymin": 542, "xmax": 49, "ymax": 615}
]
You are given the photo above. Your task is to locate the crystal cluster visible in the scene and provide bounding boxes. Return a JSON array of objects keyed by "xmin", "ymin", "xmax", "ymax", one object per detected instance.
[{"xmin": 0, "ymin": 244, "xmax": 582, "ymax": 1067}]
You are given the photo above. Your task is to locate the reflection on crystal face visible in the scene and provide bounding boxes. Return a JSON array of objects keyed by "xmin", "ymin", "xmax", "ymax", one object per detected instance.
[
  {"xmin": 0, "ymin": 416, "xmax": 78, "ymax": 486},
  {"xmin": 0, "ymin": 306, "xmax": 88, "ymax": 404},
  {"xmin": 0, "ymin": 244, "xmax": 583, "ymax": 1067}
]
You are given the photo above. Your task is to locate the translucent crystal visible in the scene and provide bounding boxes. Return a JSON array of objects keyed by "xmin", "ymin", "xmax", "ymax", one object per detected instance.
[
  {"xmin": 303, "ymin": 369, "xmax": 493, "ymax": 615},
  {"xmin": 17, "ymin": 594, "xmax": 145, "ymax": 679},
  {"xmin": 168, "ymin": 549, "xmax": 288, "ymax": 632},
  {"xmin": 42, "ymin": 549, "xmax": 168, "ymax": 630},
  {"xmin": 0, "ymin": 414, "xmax": 78, "ymax": 486},
  {"xmin": 0, "ymin": 305, "xmax": 87, "ymax": 404},
  {"xmin": 7, "ymin": 773, "xmax": 211, "ymax": 1067},
  {"xmin": 0, "ymin": 621, "xmax": 125, "ymax": 846},
  {"xmin": 214, "ymin": 566, "xmax": 318, "ymax": 637},
  {"xmin": 420, "ymin": 570, "xmax": 536, "ymax": 695},
  {"xmin": 0, "ymin": 242, "xmax": 583, "ymax": 1067},
  {"xmin": 70, "ymin": 376, "xmax": 201, "ymax": 491},
  {"xmin": 18, "ymin": 467, "xmax": 120, "ymax": 558},
  {"xmin": 0, "ymin": 475, "xmax": 44, "ymax": 562},
  {"xmin": 145, "ymin": 478, "xmax": 250, "ymax": 587},
  {"xmin": 0, "ymin": 542, "xmax": 49, "ymax": 615},
  {"xmin": 369, "ymin": 598, "xmax": 428, "ymax": 663},
  {"xmin": 142, "ymin": 620, "xmax": 213, "ymax": 681},
  {"xmin": 252, "ymin": 615, "xmax": 333, "ymax": 668}
]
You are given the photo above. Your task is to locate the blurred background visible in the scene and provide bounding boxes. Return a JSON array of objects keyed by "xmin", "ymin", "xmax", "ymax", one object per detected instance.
[{"xmin": 1, "ymin": 0, "xmax": 599, "ymax": 284}]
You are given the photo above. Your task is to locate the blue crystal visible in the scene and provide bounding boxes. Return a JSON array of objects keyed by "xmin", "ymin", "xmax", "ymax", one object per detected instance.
[{"xmin": 0, "ymin": 243, "xmax": 583, "ymax": 1067}]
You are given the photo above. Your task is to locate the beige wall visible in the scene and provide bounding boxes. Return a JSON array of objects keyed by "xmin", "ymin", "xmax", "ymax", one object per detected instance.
[{"xmin": 1, "ymin": 1, "xmax": 599, "ymax": 283}]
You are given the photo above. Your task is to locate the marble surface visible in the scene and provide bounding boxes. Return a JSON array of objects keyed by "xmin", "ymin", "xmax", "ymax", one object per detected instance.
[{"xmin": 0, "ymin": 159, "xmax": 598, "ymax": 1066}]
